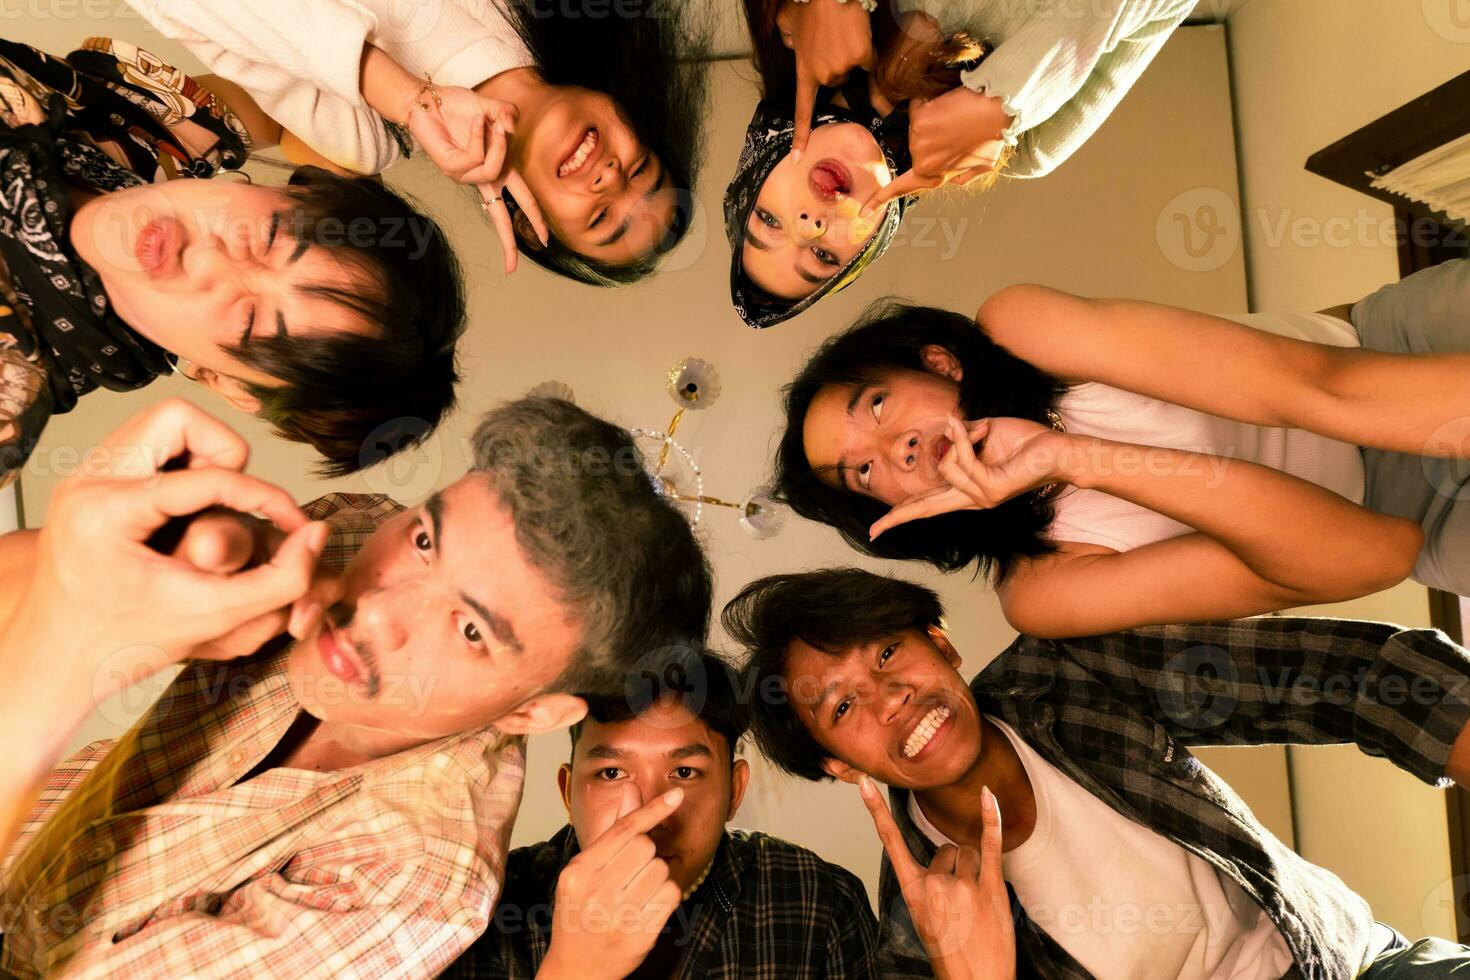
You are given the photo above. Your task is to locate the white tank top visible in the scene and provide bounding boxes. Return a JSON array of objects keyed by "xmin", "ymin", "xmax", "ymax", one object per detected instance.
[{"xmin": 1045, "ymin": 312, "xmax": 1366, "ymax": 553}]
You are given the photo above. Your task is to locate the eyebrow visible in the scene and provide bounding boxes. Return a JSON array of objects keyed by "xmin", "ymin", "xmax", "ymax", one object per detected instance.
[
  {"xmin": 742, "ymin": 223, "xmax": 769, "ymax": 252},
  {"xmin": 597, "ymin": 167, "xmax": 667, "ymax": 248},
  {"xmin": 583, "ymin": 742, "xmax": 715, "ymax": 761},
  {"xmin": 424, "ymin": 492, "xmax": 524, "ymax": 654},
  {"xmin": 796, "ymin": 260, "xmax": 833, "ymax": 286}
]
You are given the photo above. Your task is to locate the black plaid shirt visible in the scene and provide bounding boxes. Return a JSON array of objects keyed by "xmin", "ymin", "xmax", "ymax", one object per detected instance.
[
  {"xmin": 878, "ymin": 616, "xmax": 1470, "ymax": 980},
  {"xmin": 446, "ymin": 826, "xmax": 880, "ymax": 979}
]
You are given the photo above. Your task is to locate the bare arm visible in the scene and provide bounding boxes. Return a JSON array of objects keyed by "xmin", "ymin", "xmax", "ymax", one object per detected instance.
[
  {"xmin": 979, "ymin": 284, "xmax": 1470, "ymax": 458},
  {"xmin": 996, "ymin": 433, "xmax": 1423, "ymax": 638}
]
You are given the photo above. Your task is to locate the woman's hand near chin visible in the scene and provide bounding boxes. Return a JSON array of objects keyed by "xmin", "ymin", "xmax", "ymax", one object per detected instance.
[{"xmin": 870, "ymin": 415, "xmax": 1069, "ymax": 541}]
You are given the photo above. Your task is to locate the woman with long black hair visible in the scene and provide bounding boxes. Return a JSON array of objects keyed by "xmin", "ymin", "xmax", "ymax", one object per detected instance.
[
  {"xmin": 773, "ymin": 271, "xmax": 1470, "ymax": 638},
  {"xmin": 725, "ymin": 0, "xmax": 1193, "ymax": 327},
  {"xmin": 132, "ymin": 0, "xmax": 711, "ymax": 284}
]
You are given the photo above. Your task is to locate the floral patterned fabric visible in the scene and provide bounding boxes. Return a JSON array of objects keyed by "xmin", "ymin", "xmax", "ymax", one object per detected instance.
[{"xmin": 0, "ymin": 36, "xmax": 249, "ymax": 489}]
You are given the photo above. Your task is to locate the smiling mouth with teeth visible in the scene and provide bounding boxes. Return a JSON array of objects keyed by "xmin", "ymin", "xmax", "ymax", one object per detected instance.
[
  {"xmin": 558, "ymin": 128, "xmax": 599, "ymax": 178},
  {"xmin": 902, "ymin": 704, "xmax": 951, "ymax": 759}
]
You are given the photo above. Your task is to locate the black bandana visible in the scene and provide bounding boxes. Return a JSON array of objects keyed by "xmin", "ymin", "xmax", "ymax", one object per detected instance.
[
  {"xmin": 724, "ymin": 77, "xmax": 912, "ymax": 330},
  {"xmin": 0, "ymin": 94, "xmax": 169, "ymax": 412}
]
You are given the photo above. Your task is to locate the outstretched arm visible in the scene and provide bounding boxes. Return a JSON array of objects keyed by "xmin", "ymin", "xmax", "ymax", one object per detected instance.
[{"xmin": 979, "ymin": 284, "xmax": 1470, "ymax": 458}]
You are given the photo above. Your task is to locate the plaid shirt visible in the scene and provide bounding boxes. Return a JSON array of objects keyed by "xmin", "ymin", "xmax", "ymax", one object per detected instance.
[
  {"xmin": 877, "ymin": 616, "xmax": 1470, "ymax": 980},
  {"xmin": 2, "ymin": 493, "xmax": 528, "ymax": 980},
  {"xmin": 446, "ymin": 825, "xmax": 881, "ymax": 979}
]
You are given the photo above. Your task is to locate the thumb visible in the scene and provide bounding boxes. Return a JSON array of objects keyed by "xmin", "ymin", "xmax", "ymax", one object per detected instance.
[{"xmin": 859, "ymin": 168, "xmax": 932, "ymax": 218}]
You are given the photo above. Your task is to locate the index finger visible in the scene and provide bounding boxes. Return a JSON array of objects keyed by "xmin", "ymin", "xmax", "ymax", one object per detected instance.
[
  {"xmin": 121, "ymin": 467, "xmax": 306, "ymax": 542},
  {"xmin": 584, "ymin": 788, "xmax": 685, "ymax": 860},
  {"xmin": 792, "ymin": 67, "xmax": 820, "ymax": 160},
  {"xmin": 858, "ymin": 776, "xmax": 922, "ymax": 885},
  {"xmin": 100, "ymin": 399, "xmax": 250, "ymax": 476},
  {"xmin": 859, "ymin": 169, "xmax": 936, "ymax": 219},
  {"xmin": 479, "ymin": 185, "xmax": 519, "ymax": 276},
  {"xmin": 869, "ymin": 487, "xmax": 974, "ymax": 540}
]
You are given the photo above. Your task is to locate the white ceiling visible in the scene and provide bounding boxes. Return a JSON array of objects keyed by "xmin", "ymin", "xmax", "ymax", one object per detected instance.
[{"xmin": 706, "ymin": 0, "xmax": 1256, "ymax": 58}]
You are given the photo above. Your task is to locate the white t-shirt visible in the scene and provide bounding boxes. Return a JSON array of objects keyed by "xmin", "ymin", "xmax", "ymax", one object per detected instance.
[
  {"xmin": 1045, "ymin": 311, "xmax": 1366, "ymax": 553},
  {"xmin": 908, "ymin": 719, "xmax": 1296, "ymax": 980}
]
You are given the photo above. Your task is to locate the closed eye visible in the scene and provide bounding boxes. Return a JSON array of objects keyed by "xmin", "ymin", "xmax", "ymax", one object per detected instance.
[
  {"xmin": 239, "ymin": 302, "xmax": 256, "ymax": 346},
  {"xmin": 590, "ymin": 206, "xmax": 610, "ymax": 230}
]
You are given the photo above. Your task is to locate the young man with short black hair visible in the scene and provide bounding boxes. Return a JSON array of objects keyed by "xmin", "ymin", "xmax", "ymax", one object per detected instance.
[
  {"xmin": 448, "ymin": 651, "xmax": 881, "ymax": 979},
  {"xmin": 725, "ymin": 567, "xmax": 1470, "ymax": 979}
]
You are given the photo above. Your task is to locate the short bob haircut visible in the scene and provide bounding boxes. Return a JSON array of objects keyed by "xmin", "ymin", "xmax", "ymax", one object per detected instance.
[
  {"xmin": 774, "ymin": 299, "xmax": 1065, "ymax": 581},
  {"xmin": 567, "ymin": 649, "xmax": 748, "ymax": 766},
  {"xmin": 496, "ymin": 0, "xmax": 711, "ymax": 287},
  {"xmin": 232, "ymin": 167, "xmax": 464, "ymax": 475},
  {"xmin": 723, "ymin": 567, "xmax": 944, "ymax": 782}
]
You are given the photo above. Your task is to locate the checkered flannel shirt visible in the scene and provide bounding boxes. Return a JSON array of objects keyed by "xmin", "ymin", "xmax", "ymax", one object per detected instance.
[
  {"xmin": 445, "ymin": 825, "xmax": 881, "ymax": 978},
  {"xmin": 876, "ymin": 617, "xmax": 1470, "ymax": 980},
  {"xmin": 2, "ymin": 493, "xmax": 528, "ymax": 980}
]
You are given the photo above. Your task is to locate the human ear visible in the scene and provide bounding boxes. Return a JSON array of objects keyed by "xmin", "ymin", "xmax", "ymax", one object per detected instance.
[
  {"xmin": 192, "ymin": 367, "xmax": 264, "ymax": 414},
  {"xmin": 494, "ymin": 694, "xmax": 588, "ymax": 735},
  {"xmin": 726, "ymin": 758, "xmax": 751, "ymax": 821},
  {"xmin": 510, "ymin": 207, "xmax": 547, "ymax": 253},
  {"xmin": 557, "ymin": 763, "xmax": 574, "ymax": 816},
  {"xmin": 774, "ymin": 4, "xmax": 797, "ymax": 48},
  {"xmin": 821, "ymin": 758, "xmax": 865, "ymax": 785},
  {"xmin": 919, "ymin": 344, "xmax": 964, "ymax": 383},
  {"xmin": 926, "ymin": 624, "xmax": 963, "ymax": 670}
]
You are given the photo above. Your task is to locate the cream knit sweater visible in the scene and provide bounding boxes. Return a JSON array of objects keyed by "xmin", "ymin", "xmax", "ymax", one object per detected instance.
[{"xmin": 126, "ymin": 0, "xmax": 533, "ymax": 173}]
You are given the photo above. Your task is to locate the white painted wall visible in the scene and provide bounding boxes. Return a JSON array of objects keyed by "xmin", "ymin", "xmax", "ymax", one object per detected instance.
[{"xmin": 1226, "ymin": 0, "xmax": 1470, "ymax": 941}]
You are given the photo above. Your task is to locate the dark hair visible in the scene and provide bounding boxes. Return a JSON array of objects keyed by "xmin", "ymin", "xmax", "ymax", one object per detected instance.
[
  {"xmin": 568, "ymin": 650, "xmax": 748, "ymax": 765},
  {"xmin": 229, "ymin": 167, "xmax": 464, "ymax": 476},
  {"xmin": 741, "ymin": 0, "xmax": 989, "ymax": 103},
  {"xmin": 495, "ymin": 0, "xmax": 711, "ymax": 286},
  {"xmin": 723, "ymin": 567, "xmax": 944, "ymax": 781},
  {"xmin": 471, "ymin": 396, "xmax": 713, "ymax": 695},
  {"xmin": 774, "ymin": 299, "xmax": 1065, "ymax": 581}
]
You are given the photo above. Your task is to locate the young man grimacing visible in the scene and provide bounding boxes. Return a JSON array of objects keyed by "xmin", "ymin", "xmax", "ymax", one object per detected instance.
[{"xmin": 725, "ymin": 566, "xmax": 1470, "ymax": 979}]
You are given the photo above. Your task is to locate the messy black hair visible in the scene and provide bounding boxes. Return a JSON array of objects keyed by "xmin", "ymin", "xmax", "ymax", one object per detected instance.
[
  {"xmin": 230, "ymin": 167, "xmax": 464, "ymax": 476},
  {"xmin": 774, "ymin": 299, "xmax": 1065, "ymax": 581}
]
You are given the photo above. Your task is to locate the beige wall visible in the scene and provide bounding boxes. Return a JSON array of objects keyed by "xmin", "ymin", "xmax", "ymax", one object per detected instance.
[
  {"xmin": 1227, "ymin": 0, "xmax": 1470, "ymax": 940},
  {"xmin": 15, "ymin": 9, "xmax": 1255, "ymax": 906}
]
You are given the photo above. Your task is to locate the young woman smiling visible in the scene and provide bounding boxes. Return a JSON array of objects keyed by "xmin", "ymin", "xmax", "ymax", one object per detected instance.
[
  {"xmin": 773, "ymin": 277, "xmax": 1470, "ymax": 638},
  {"xmin": 725, "ymin": 0, "xmax": 1195, "ymax": 327},
  {"xmin": 132, "ymin": 0, "xmax": 711, "ymax": 285},
  {"xmin": 0, "ymin": 36, "xmax": 463, "ymax": 485}
]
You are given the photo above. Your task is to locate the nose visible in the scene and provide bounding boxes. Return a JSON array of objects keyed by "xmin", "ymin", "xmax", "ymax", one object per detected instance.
[
  {"xmin": 350, "ymin": 587, "xmax": 411, "ymax": 656},
  {"xmin": 795, "ymin": 209, "xmax": 826, "ymax": 241},
  {"xmin": 890, "ymin": 430, "xmax": 922, "ymax": 472},
  {"xmin": 591, "ymin": 155, "xmax": 626, "ymax": 192},
  {"xmin": 878, "ymin": 679, "xmax": 914, "ymax": 726}
]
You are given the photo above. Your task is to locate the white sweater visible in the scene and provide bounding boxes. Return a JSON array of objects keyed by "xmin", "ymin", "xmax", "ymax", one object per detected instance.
[
  {"xmin": 897, "ymin": 0, "xmax": 1195, "ymax": 177},
  {"xmin": 126, "ymin": 0, "xmax": 533, "ymax": 173}
]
